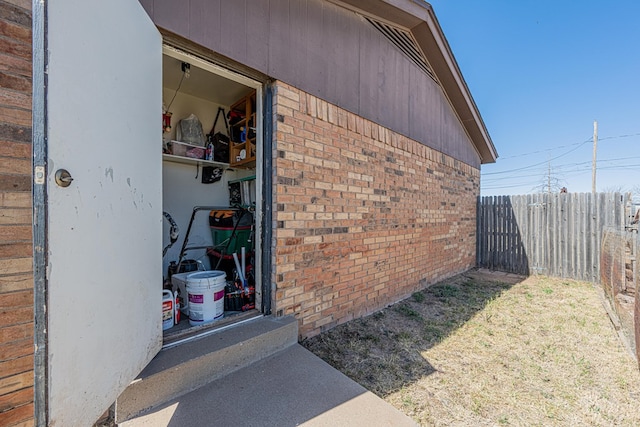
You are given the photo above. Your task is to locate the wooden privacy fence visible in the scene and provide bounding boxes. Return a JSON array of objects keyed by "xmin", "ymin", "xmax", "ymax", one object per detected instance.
[{"xmin": 477, "ymin": 192, "xmax": 630, "ymax": 281}]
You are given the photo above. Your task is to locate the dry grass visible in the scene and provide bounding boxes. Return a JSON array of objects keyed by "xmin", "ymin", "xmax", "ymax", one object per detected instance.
[{"xmin": 302, "ymin": 269, "xmax": 640, "ymax": 426}]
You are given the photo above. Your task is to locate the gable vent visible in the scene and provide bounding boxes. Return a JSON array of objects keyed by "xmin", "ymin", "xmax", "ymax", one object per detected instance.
[{"xmin": 365, "ymin": 17, "xmax": 437, "ymax": 82}]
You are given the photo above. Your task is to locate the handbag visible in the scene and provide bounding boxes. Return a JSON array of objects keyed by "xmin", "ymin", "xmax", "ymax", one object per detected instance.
[{"xmin": 207, "ymin": 107, "xmax": 231, "ymax": 163}]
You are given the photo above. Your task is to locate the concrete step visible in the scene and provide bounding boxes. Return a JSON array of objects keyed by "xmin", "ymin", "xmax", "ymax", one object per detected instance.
[
  {"xmin": 116, "ymin": 315, "xmax": 298, "ymax": 423},
  {"xmin": 120, "ymin": 344, "xmax": 417, "ymax": 427}
]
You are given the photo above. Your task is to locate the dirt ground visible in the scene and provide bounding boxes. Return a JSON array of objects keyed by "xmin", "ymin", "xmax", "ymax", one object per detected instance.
[{"xmin": 302, "ymin": 269, "xmax": 640, "ymax": 426}]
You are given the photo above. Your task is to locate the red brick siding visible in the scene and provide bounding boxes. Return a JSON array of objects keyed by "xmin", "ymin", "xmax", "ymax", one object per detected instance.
[
  {"xmin": 0, "ymin": 0, "xmax": 33, "ymax": 426},
  {"xmin": 272, "ymin": 82, "xmax": 480, "ymax": 338}
]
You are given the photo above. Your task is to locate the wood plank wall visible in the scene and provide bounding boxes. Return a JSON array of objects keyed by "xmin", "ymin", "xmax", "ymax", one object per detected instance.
[
  {"xmin": 138, "ymin": 0, "xmax": 482, "ymax": 168},
  {"xmin": 0, "ymin": 0, "xmax": 34, "ymax": 425},
  {"xmin": 477, "ymin": 193, "xmax": 629, "ymax": 281}
]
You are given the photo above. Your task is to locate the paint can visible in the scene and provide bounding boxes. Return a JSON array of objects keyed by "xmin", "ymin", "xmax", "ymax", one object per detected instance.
[
  {"xmin": 186, "ymin": 271, "xmax": 226, "ymax": 326},
  {"xmin": 162, "ymin": 289, "xmax": 175, "ymax": 330}
]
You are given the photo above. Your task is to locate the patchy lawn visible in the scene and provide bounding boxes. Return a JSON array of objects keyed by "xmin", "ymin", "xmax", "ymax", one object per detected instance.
[{"xmin": 302, "ymin": 269, "xmax": 640, "ymax": 426}]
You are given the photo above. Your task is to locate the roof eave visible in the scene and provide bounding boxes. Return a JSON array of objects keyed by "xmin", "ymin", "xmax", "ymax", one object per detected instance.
[{"xmin": 327, "ymin": 0, "xmax": 498, "ymax": 164}]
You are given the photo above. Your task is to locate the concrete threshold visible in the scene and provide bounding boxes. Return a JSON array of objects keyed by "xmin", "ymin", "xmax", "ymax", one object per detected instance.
[
  {"xmin": 120, "ymin": 344, "xmax": 417, "ymax": 427},
  {"xmin": 116, "ymin": 316, "xmax": 298, "ymax": 423}
]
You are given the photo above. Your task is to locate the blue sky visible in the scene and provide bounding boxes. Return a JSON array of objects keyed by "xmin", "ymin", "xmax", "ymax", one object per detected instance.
[{"xmin": 427, "ymin": 0, "xmax": 640, "ymax": 196}]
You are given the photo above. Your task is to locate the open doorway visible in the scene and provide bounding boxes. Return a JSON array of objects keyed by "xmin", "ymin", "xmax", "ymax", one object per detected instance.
[{"xmin": 160, "ymin": 46, "xmax": 265, "ymax": 345}]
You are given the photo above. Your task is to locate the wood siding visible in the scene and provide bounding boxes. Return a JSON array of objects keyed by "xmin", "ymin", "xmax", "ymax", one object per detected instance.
[
  {"xmin": 0, "ymin": 0, "xmax": 34, "ymax": 425},
  {"xmin": 139, "ymin": 0, "xmax": 481, "ymax": 168},
  {"xmin": 477, "ymin": 193, "xmax": 629, "ymax": 281}
]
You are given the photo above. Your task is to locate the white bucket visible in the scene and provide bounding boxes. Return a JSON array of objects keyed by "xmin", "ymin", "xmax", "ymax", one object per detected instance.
[
  {"xmin": 186, "ymin": 270, "xmax": 226, "ymax": 326},
  {"xmin": 162, "ymin": 289, "xmax": 175, "ymax": 331}
]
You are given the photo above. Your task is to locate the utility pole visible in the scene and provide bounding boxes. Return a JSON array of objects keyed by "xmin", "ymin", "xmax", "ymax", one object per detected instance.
[
  {"xmin": 548, "ymin": 161, "xmax": 551, "ymax": 194},
  {"xmin": 592, "ymin": 120, "xmax": 598, "ymax": 194}
]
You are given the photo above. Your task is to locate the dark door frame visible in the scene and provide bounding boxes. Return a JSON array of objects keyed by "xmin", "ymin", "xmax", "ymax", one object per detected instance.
[{"xmin": 32, "ymin": 0, "xmax": 48, "ymax": 424}]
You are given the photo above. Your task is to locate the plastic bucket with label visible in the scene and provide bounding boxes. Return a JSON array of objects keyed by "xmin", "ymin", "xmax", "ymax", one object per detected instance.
[{"xmin": 186, "ymin": 270, "xmax": 226, "ymax": 326}]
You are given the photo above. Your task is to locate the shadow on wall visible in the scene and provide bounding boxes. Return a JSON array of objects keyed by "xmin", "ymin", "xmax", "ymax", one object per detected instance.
[
  {"xmin": 302, "ymin": 269, "xmax": 523, "ymax": 397},
  {"xmin": 477, "ymin": 192, "xmax": 629, "ymax": 281},
  {"xmin": 476, "ymin": 195, "xmax": 529, "ymax": 275}
]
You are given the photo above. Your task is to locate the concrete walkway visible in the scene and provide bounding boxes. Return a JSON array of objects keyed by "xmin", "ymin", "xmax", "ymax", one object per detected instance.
[{"xmin": 121, "ymin": 344, "xmax": 416, "ymax": 427}]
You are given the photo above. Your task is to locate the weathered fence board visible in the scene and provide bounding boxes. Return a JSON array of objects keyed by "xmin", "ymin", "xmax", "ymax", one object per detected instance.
[{"xmin": 477, "ymin": 192, "xmax": 629, "ymax": 280}]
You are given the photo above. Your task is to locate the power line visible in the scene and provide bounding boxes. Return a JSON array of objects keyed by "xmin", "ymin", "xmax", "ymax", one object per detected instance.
[
  {"xmin": 482, "ymin": 166, "xmax": 640, "ymax": 189},
  {"xmin": 482, "ymin": 182, "xmax": 544, "ymax": 190},
  {"xmin": 598, "ymin": 164, "xmax": 640, "ymax": 170},
  {"xmin": 481, "ymin": 129, "xmax": 640, "ymax": 192},
  {"xmin": 598, "ymin": 132, "xmax": 640, "ymax": 141},
  {"xmin": 495, "ymin": 132, "xmax": 640, "ymax": 160},
  {"xmin": 483, "ymin": 138, "xmax": 592, "ymax": 176},
  {"xmin": 498, "ymin": 140, "xmax": 588, "ymax": 160},
  {"xmin": 481, "ymin": 163, "xmax": 640, "ymax": 191},
  {"xmin": 481, "ymin": 156, "xmax": 640, "ymax": 183}
]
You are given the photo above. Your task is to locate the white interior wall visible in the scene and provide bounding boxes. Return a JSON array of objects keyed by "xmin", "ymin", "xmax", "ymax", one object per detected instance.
[
  {"xmin": 163, "ymin": 88, "xmax": 226, "ymax": 144},
  {"xmin": 161, "ymin": 87, "xmax": 254, "ymax": 277}
]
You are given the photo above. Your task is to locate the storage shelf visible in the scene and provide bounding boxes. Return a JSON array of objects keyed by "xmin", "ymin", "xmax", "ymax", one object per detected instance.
[
  {"xmin": 162, "ymin": 153, "xmax": 229, "ymax": 168},
  {"xmin": 230, "ymin": 140, "xmax": 256, "ymax": 169},
  {"xmin": 229, "ymin": 90, "xmax": 257, "ymax": 168},
  {"xmin": 230, "ymin": 157, "xmax": 256, "ymax": 168}
]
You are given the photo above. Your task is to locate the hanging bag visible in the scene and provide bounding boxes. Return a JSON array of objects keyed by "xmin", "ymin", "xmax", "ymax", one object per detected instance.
[{"xmin": 207, "ymin": 107, "xmax": 231, "ymax": 163}]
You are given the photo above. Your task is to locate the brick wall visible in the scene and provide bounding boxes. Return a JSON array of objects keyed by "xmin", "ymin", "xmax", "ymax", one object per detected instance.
[
  {"xmin": 272, "ymin": 82, "xmax": 480, "ymax": 338},
  {"xmin": 600, "ymin": 228, "xmax": 636, "ymax": 357},
  {"xmin": 0, "ymin": 0, "xmax": 34, "ymax": 426}
]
